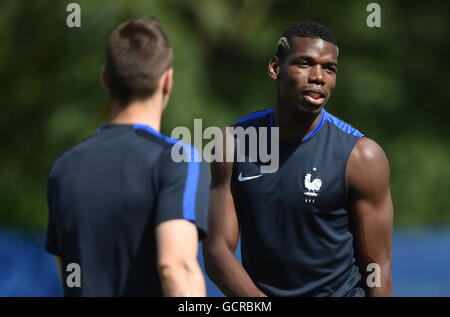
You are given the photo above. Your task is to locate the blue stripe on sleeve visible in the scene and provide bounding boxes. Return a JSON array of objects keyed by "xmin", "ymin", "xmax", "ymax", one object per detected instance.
[
  {"xmin": 132, "ymin": 124, "xmax": 201, "ymax": 221},
  {"xmin": 183, "ymin": 146, "xmax": 200, "ymax": 222}
]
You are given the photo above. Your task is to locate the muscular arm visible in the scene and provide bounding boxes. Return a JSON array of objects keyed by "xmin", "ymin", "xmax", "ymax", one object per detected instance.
[
  {"xmin": 156, "ymin": 219, "xmax": 206, "ymax": 297},
  {"xmin": 202, "ymin": 127, "xmax": 266, "ymax": 297},
  {"xmin": 346, "ymin": 137, "xmax": 393, "ymax": 297}
]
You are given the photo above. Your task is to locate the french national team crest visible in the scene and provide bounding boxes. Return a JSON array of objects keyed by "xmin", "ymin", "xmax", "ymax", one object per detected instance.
[{"xmin": 303, "ymin": 167, "xmax": 323, "ymax": 203}]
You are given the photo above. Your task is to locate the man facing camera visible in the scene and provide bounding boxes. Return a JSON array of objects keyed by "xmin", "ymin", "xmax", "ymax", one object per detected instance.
[{"xmin": 204, "ymin": 21, "xmax": 393, "ymax": 297}]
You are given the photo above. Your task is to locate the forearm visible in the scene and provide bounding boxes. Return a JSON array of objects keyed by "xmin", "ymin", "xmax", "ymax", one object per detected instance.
[
  {"xmin": 205, "ymin": 247, "xmax": 266, "ymax": 297},
  {"xmin": 159, "ymin": 260, "xmax": 206, "ymax": 297}
]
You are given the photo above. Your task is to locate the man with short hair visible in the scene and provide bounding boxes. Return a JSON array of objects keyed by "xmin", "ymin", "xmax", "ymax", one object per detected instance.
[
  {"xmin": 203, "ymin": 21, "xmax": 393, "ymax": 297},
  {"xmin": 46, "ymin": 17, "xmax": 209, "ymax": 297}
]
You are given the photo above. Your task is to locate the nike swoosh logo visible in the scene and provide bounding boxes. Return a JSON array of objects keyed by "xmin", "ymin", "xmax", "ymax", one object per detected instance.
[{"xmin": 238, "ymin": 172, "xmax": 263, "ymax": 182}]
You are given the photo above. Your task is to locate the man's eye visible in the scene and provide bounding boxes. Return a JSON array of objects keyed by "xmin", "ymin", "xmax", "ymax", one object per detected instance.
[{"xmin": 297, "ymin": 62, "xmax": 309, "ymax": 67}]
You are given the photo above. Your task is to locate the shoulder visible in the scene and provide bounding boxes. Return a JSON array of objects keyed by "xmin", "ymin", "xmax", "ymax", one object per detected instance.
[
  {"xmin": 133, "ymin": 125, "xmax": 179, "ymax": 150},
  {"xmin": 346, "ymin": 137, "xmax": 390, "ymax": 196},
  {"xmin": 234, "ymin": 108, "xmax": 274, "ymax": 128},
  {"xmin": 322, "ymin": 110, "xmax": 364, "ymax": 138},
  {"xmin": 159, "ymin": 141, "xmax": 207, "ymax": 177},
  {"xmin": 132, "ymin": 125, "xmax": 188, "ymax": 167},
  {"xmin": 48, "ymin": 132, "xmax": 98, "ymax": 179},
  {"xmin": 350, "ymin": 137, "xmax": 389, "ymax": 170}
]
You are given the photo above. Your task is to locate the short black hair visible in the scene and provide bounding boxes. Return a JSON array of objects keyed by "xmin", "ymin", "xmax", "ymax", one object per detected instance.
[
  {"xmin": 275, "ymin": 21, "xmax": 337, "ymax": 60},
  {"xmin": 104, "ymin": 17, "xmax": 173, "ymax": 106}
]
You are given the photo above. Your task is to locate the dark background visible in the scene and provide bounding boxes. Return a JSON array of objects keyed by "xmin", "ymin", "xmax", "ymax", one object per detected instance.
[{"xmin": 0, "ymin": 0, "xmax": 449, "ymax": 296}]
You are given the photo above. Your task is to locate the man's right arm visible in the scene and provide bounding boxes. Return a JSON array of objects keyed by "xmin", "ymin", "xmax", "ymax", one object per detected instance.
[
  {"xmin": 203, "ymin": 127, "xmax": 266, "ymax": 297},
  {"xmin": 156, "ymin": 219, "xmax": 206, "ymax": 297},
  {"xmin": 155, "ymin": 147, "xmax": 210, "ymax": 297}
]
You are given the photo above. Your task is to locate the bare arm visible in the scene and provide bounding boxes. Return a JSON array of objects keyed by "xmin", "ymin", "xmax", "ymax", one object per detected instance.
[
  {"xmin": 202, "ymin": 127, "xmax": 266, "ymax": 297},
  {"xmin": 156, "ymin": 219, "xmax": 206, "ymax": 297},
  {"xmin": 347, "ymin": 137, "xmax": 393, "ymax": 297},
  {"xmin": 55, "ymin": 256, "xmax": 63, "ymax": 282}
]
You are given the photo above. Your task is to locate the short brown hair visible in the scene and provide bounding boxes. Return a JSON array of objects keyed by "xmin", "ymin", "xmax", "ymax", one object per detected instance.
[{"xmin": 104, "ymin": 17, "xmax": 173, "ymax": 105}]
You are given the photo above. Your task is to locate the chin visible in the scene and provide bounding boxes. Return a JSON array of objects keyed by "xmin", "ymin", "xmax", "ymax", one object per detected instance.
[{"xmin": 294, "ymin": 102, "xmax": 324, "ymax": 116}]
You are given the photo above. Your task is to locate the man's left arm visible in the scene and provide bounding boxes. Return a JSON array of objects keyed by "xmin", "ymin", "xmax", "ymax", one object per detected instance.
[{"xmin": 346, "ymin": 137, "xmax": 393, "ymax": 297}]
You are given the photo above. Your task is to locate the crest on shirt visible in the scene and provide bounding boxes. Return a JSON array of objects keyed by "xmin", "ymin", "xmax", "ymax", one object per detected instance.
[{"xmin": 303, "ymin": 167, "xmax": 323, "ymax": 203}]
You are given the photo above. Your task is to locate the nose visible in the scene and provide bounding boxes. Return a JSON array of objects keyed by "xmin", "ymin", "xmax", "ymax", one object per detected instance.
[{"xmin": 308, "ymin": 64, "xmax": 325, "ymax": 86}]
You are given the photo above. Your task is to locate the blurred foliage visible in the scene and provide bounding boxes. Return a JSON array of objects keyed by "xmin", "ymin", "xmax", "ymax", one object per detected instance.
[{"xmin": 0, "ymin": 0, "xmax": 449, "ymax": 228}]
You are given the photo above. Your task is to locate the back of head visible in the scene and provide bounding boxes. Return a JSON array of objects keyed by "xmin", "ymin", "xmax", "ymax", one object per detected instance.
[
  {"xmin": 104, "ymin": 17, "xmax": 173, "ymax": 106},
  {"xmin": 275, "ymin": 21, "xmax": 337, "ymax": 60}
]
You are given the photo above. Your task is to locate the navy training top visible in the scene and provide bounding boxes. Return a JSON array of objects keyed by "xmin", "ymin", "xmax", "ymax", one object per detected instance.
[
  {"xmin": 231, "ymin": 108, "xmax": 365, "ymax": 297},
  {"xmin": 46, "ymin": 123, "xmax": 209, "ymax": 296}
]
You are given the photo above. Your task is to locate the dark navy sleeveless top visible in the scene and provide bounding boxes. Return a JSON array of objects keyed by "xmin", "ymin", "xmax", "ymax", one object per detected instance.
[{"xmin": 231, "ymin": 108, "xmax": 366, "ymax": 297}]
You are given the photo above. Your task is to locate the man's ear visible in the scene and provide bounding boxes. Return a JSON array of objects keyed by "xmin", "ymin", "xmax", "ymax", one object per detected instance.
[
  {"xmin": 162, "ymin": 67, "xmax": 173, "ymax": 96},
  {"xmin": 268, "ymin": 56, "xmax": 280, "ymax": 81},
  {"xmin": 101, "ymin": 66, "xmax": 108, "ymax": 91}
]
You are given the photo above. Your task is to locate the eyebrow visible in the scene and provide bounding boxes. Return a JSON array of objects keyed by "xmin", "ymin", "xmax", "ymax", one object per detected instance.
[{"xmin": 296, "ymin": 55, "xmax": 338, "ymax": 67}]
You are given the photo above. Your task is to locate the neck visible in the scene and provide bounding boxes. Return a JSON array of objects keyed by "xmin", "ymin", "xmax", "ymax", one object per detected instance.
[
  {"xmin": 110, "ymin": 94, "xmax": 163, "ymax": 132},
  {"xmin": 274, "ymin": 101, "xmax": 323, "ymax": 142}
]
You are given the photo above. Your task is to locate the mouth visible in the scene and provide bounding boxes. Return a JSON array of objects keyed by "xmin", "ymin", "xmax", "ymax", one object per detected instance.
[{"xmin": 302, "ymin": 89, "xmax": 326, "ymax": 106}]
